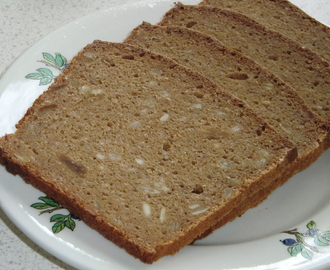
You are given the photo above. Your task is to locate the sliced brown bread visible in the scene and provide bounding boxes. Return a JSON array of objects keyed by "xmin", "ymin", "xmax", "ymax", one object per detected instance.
[
  {"xmin": 159, "ymin": 3, "xmax": 330, "ymax": 123},
  {"xmin": 124, "ymin": 23, "xmax": 330, "ymax": 241},
  {"xmin": 200, "ymin": 0, "xmax": 330, "ymax": 63},
  {"xmin": 0, "ymin": 41, "xmax": 297, "ymax": 263}
]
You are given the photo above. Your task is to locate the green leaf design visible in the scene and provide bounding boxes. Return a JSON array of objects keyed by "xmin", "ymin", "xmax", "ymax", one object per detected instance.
[
  {"xmin": 52, "ymin": 221, "xmax": 66, "ymax": 234},
  {"xmin": 31, "ymin": 194, "xmax": 80, "ymax": 233},
  {"xmin": 25, "ymin": 73, "xmax": 44, "ymax": 80},
  {"xmin": 30, "ymin": 202, "xmax": 52, "ymax": 209},
  {"xmin": 301, "ymin": 247, "xmax": 313, "ymax": 260},
  {"xmin": 61, "ymin": 55, "xmax": 68, "ymax": 67},
  {"xmin": 50, "ymin": 214, "xmax": 67, "ymax": 222},
  {"xmin": 288, "ymin": 243, "xmax": 303, "ymax": 256},
  {"xmin": 39, "ymin": 77, "xmax": 53, "ymax": 85},
  {"xmin": 55, "ymin": 53, "xmax": 66, "ymax": 68},
  {"xmin": 42, "ymin": 52, "xmax": 56, "ymax": 64},
  {"xmin": 314, "ymin": 235, "xmax": 330, "ymax": 246},
  {"xmin": 26, "ymin": 51, "xmax": 68, "ymax": 85},
  {"xmin": 38, "ymin": 196, "xmax": 60, "ymax": 207},
  {"xmin": 307, "ymin": 221, "xmax": 316, "ymax": 230},
  {"xmin": 65, "ymin": 218, "xmax": 76, "ymax": 231},
  {"xmin": 37, "ymin": 68, "xmax": 54, "ymax": 77},
  {"xmin": 319, "ymin": 231, "xmax": 330, "ymax": 241}
]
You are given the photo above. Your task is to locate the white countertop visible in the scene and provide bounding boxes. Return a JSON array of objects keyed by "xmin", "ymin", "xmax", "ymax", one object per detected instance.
[{"xmin": 1, "ymin": 1, "xmax": 330, "ymax": 269}]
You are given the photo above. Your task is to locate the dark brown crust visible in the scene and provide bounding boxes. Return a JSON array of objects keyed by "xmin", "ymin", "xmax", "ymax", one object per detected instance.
[{"xmin": 0, "ymin": 41, "xmax": 298, "ymax": 263}]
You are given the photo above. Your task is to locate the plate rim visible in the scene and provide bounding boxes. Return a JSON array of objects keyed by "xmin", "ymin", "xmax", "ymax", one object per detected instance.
[{"xmin": 0, "ymin": 1, "xmax": 330, "ymax": 269}]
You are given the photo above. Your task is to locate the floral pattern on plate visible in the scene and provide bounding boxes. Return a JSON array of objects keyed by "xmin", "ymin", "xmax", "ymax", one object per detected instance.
[
  {"xmin": 281, "ymin": 221, "xmax": 330, "ymax": 260},
  {"xmin": 25, "ymin": 52, "xmax": 68, "ymax": 85}
]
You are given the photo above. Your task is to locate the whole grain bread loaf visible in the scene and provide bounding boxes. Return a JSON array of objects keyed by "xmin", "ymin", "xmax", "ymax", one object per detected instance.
[
  {"xmin": 124, "ymin": 23, "xmax": 330, "ymax": 241},
  {"xmin": 200, "ymin": 0, "xmax": 330, "ymax": 63},
  {"xmin": 0, "ymin": 41, "xmax": 297, "ymax": 263},
  {"xmin": 159, "ymin": 3, "xmax": 330, "ymax": 123}
]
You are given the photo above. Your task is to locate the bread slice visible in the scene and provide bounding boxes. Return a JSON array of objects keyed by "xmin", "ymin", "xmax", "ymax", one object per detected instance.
[
  {"xmin": 159, "ymin": 3, "xmax": 330, "ymax": 123},
  {"xmin": 124, "ymin": 23, "xmax": 330, "ymax": 241},
  {"xmin": 200, "ymin": 0, "xmax": 330, "ymax": 63},
  {"xmin": 0, "ymin": 41, "xmax": 297, "ymax": 263}
]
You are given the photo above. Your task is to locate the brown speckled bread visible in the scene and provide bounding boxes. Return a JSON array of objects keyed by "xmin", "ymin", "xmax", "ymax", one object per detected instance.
[
  {"xmin": 124, "ymin": 23, "xmax": 330, "ymax": 241},
  {"xmin": 200, "ymin": 0, "xmax": 330, "ymax": 63},
  {"xmin": 159, "ymin": 3, "xmax": 330, "ymax": 123},
  {"xmin": 0, "ymin": 41, "xmax": 297, "ymax": 263}
]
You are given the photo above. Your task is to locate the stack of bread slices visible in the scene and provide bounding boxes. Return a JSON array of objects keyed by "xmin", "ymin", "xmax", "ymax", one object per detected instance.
[{"xmin": 0, "ymin": 0, "xmax": 329, "ymax": 264}]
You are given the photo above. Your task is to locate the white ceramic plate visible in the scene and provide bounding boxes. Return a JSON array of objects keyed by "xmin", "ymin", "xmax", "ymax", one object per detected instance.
[{"xmin": 0, "ymin": 0, "xmax": 330, "ymax": 269}]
